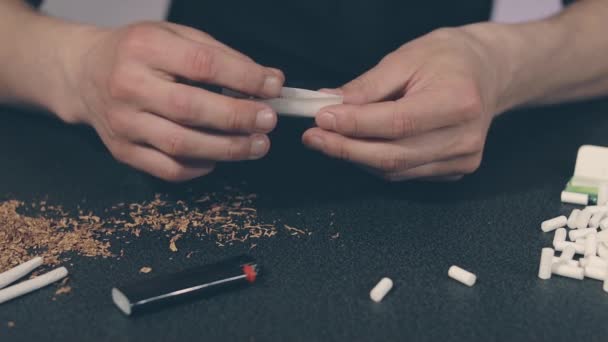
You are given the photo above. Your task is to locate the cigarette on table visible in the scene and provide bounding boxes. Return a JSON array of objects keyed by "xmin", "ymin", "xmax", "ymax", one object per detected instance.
[
  {"xmin": 0, "ymin": 257, "xmax": 43, "ymax": 289},
  {"xmin": 0, "ymin": 267, "xmax": 68, "ymax": 305}
]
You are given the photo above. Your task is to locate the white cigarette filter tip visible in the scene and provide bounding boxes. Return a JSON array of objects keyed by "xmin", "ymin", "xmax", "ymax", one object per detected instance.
[
  {"xmin": 597, "ymin": 230, "xmax": 608, "ymax": 242},
  {"xmin": 370, "ymin": 277, "xmax": 393, "ymax": 303},
  {"xmin": 538, "ymin": 248, "xmax": 554, "ymax": 279},
  {"xmin": 561, "ymin": 191, "xmax": 589, "ymax": 206},
  {"xmin": 584, "ymin": 233, "xmax": 598, "ymax": 257},
  {"xmin": 569, "ymin": 228, "xmax": 597, "ymax": 241},
  {"xmin": 600, "ymin": 217, "xmax": 608, "ymax": 230},
  {"xmin": 448, "ymin": 266, "xmax": 477, "ymax": 287},
  {"xmin": 541, "ymin": 216, "xmax": 567, "ymax": 232},
  {"xmin": 567, "ymin": 209, "xmax": 581, "ymax": 229},
  {"xmin": 576, "ymin": 210, "xmax": 594, "ymax": 230},
  {"xmin": 553, "ymin": 228, "xmax": 567, "ymax": 247},
  {"xmin": 555, "ymin": 242, "xmax": 585, "ymax": 255},
  {"xmin": 552, "ymin": 264, "xmax": 584, "ymax": 280},
  {"xmin": 598, "ymin": 183, "xmax": 608, "ymax": 206},
  {"xmin": 589, "ymin": 212, "xmax": 606, "ymax": 229},
  {"xmin": 584, "ymin": 266, "xmax": 607, "ymax": 281}
]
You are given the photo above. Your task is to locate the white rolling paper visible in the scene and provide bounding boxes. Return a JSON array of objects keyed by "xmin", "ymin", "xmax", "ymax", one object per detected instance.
[{"xmin": 222, "ymin": 87, "xmax": 343, "ymax": 118}]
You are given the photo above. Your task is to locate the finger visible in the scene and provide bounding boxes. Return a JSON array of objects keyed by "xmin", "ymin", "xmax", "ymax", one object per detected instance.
[
  {"xmin": 124, "ymin": 145, "xmax": 215, "ymax": 182},
  {"xmin": 160, "ymin": 22, "xmax": 253, "ymax": 62},
  {"xmin": 94, "ymin": 113, "xmax": 215, "ymax": 182},
  {"xmin": 146, "ymin": 30, "xmax": 284, "ymax": 97},
  {"xmin": 95, "ymin": 127, "xmax": 215, "ymax": 182},
  {"xmin": 372, "ymin": 154, "xmax": 481, "ymax": 182},
  {"xmin": 316, "ymin": 90, "xmax": 480, "ymax": 139},
  {"xmin": 110, "ymin": 111, "xmax": 270, "ymax": 161},
  {"xmin": 330, "ymin": 52, "xmax": 414, "ymax": 105},
  {"xmin": 302, "ymin": 125, "xmax": 479, "ymax": 172},
  {"xmin": 136, "ymin": 78, "xmax": 277, "ymax": 133}
]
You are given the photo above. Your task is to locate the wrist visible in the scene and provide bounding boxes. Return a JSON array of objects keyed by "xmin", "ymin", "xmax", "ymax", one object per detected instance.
[
  {"xmin": 47, "ymin": 22, "xmax": 109, "ymax": 124},
  {"xmin": 5, "ymin": 13, "xmax": 106, "ymax": 123},
  {"xmin": 460, "ymin": 22, "xmax": 525, "ymax": 114},
  {"xmin": 461, "ymin": 19, "xmax": 567, "ymax": 113}
]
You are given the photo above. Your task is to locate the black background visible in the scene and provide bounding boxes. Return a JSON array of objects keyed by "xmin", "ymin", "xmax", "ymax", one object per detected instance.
[{"xmin": 1, "ymin": 94, "xmax": 608, "ymax": 341}]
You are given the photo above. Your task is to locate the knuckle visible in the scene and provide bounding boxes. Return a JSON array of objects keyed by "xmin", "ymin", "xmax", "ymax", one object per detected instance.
[
  {"xmin": 165, "ymin": 132, "xmax": 186, "ymax": 157},
  {"xmin": 378, "ymin": 152, "xmax": 408, "ymax": 173},
  {"xmin": 334, "ymin": 140, "xmax": 351, "ymax": 162},
  {"xmin": 224, "ymin": 102, "xmax": 255, "ymax": 132},
  {"xmin": 461, "ymin": 132, "xmax": 485, "ymax": 154},
  {"xmin": 108, "ymin": 143, "xmax": 130, "ymax": 164},
  {"xmin": 201, "ymin": 164, "xmax": 216, "ymax": 176},
  {"xmin": 167, "ymin": 90, "xmax": 195, "ymax": 125},
  {"xmin": 185, "ymin": 47, "xmax": 215, "ymax": 80},
  {"xmin": 225, "ymin": 106, "xmax": 241, "ymax": 131},
  {"xmin": 107, "ymin": 70, "xmax": 128, "ymax": 100},
  {"xmin": 223, "ymin": 138, "xmax": 250, "ymax": 160},
  {"xmin": 379, "ymin": 156, "xmax": 397, "ymax": 172},
  {"xmin": 160, "ymin": 163, "xmax": 188, "ymax": 182},
  {"xmin": 429, "ymin": 27, "xmax": 458, "ymax": 42},
  {"xmin": 379, "ymin": 51, "xmax": 398, "ymax": 65},
  {"xmin": 344, "ymin": 76, "xmax": 375, "ymax": 102},
  {"xmin": 239, "ymin": 67, "xmax": 266, "ymax": 94},
  {"xmin": 105, "ymin": 110, "xmax": 127, "ymax": 137},
  {"xmin": 458, "ymin": 84, "xmax": 484, "ymax": 120},
  {"xmin": 107, "ymin": 68, "xmax": 145, "ymax": 102},
  {"xmin": 119, "ymin": 23, "xmax": 157, "ymax": 57},
  {"xmin": 460, "ymin": 155, "xmax": 482, "ymax": 174},
  {"xmin": 391, "ymin": 103, "xmax": 414, "ymax": 137},
  {"xmin": 381, "ymin": 172, "xmax": 405, "ymax": 182},
  {"xmin": 336, "ymin": 112, "xmax": 359, "ymax": 137}
]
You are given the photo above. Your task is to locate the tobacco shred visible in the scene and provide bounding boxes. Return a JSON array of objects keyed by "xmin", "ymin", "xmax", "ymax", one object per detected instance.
[
  {"xmin": 54, "ymin": 286, "xmax": 72, "ymax": 296},
  {"xmin": 139, "ymin": 266, "xmax": 152, "ymax": 274},
  {"xmin": 0, "ymin": 189, "xmax": 309, "ymax": 273}
]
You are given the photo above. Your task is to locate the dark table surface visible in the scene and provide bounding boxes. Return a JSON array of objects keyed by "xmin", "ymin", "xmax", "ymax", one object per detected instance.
[{"xmin": 1, "ymin": 91, "xmax": 608, "ymax": 342}]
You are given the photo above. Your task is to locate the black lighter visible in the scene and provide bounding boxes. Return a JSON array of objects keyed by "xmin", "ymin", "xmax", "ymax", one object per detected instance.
[{"xmin": 111, "ymin": 255, "xmax": 259, "ymax": 316}]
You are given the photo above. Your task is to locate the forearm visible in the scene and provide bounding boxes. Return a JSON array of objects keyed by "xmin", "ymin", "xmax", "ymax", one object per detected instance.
[
  {"xmin": 0, "ymin": 0, "xmax": 93, "ymax": 121},
  {"xmin": 464, "ymin": 0, "xmax": 608, "ymax": 112}
]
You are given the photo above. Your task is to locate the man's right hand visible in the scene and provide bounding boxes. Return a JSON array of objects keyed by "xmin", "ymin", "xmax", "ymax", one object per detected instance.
[{"xmin": 61, "ymin": 22, "xmax": 284, "ymax": 181}]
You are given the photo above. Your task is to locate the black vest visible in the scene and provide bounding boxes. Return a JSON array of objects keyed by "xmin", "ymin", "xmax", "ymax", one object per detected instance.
[{"xmin": 168, "ymin": 1, "xmax": 492, "ymax": 84}]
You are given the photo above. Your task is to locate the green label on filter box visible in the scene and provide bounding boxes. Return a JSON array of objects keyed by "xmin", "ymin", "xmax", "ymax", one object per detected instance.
[
  {"xmin": 566, "ymin": 180, "xmax": 598, "ymax": 196},
  {"xmin": 564, "ymin": 178, "xmax": 598, "ymax": 205},
  {"xmin": 563, "ymin": 145, "xmax": 608, "ymax": 206}
]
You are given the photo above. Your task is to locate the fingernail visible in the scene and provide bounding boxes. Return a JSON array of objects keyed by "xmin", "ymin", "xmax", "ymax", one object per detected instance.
[
  {"xmin": 317, "ymin": 112, "xmax": 336, "ymax": 130},
  {"xmin": 249, "ymin": 134, "xmax": 268, "ymax": 159},
  {"xmin": 255, "ymin": 109, "xmax": 276, "ymax": 132},
  {"xmin": 318, "ymin": 88, "xmax": 343, "ymax": 96},
  {"xmin": 306, "ymin": 135, "xmax": 324, "ymax": 151},
  {"xmin": 268, "ymin": 68, "xmax": 284, "ymax": 77},
  {"xmin": 263, "ymin": 75, "xmax": 282, "ymax": 96}
]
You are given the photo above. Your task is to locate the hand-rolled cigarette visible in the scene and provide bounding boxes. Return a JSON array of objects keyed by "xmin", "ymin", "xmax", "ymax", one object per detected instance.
[
  {"xmin": 259, "ymin": 88, "xmax": 343, "ymax": 118},
  {"xmin": 0, "ymin": 267, "xmax": 68, "ymax": 305},
  {"xmin": 223, "ymin": 87, "xmax": 343, "ymax": 118},
  {"xmin": 0, "ymin": 257, "xmax": 43, "ymax": 289}
]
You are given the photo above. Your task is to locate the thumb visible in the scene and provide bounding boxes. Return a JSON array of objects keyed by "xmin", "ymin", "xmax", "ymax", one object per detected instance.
[{"xmin": 329, "ymin": 54, "xmax": 412, "ymax": 105}]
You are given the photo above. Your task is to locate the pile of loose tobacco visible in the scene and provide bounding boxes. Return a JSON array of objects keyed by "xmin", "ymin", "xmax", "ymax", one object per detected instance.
[
  {"xmin": 0, "ymin": 188, "xmax": 309, "ymax": 272},
  {"xmin": 0, "ymin": 200, "xmax": 111, "ymax": 270}
]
